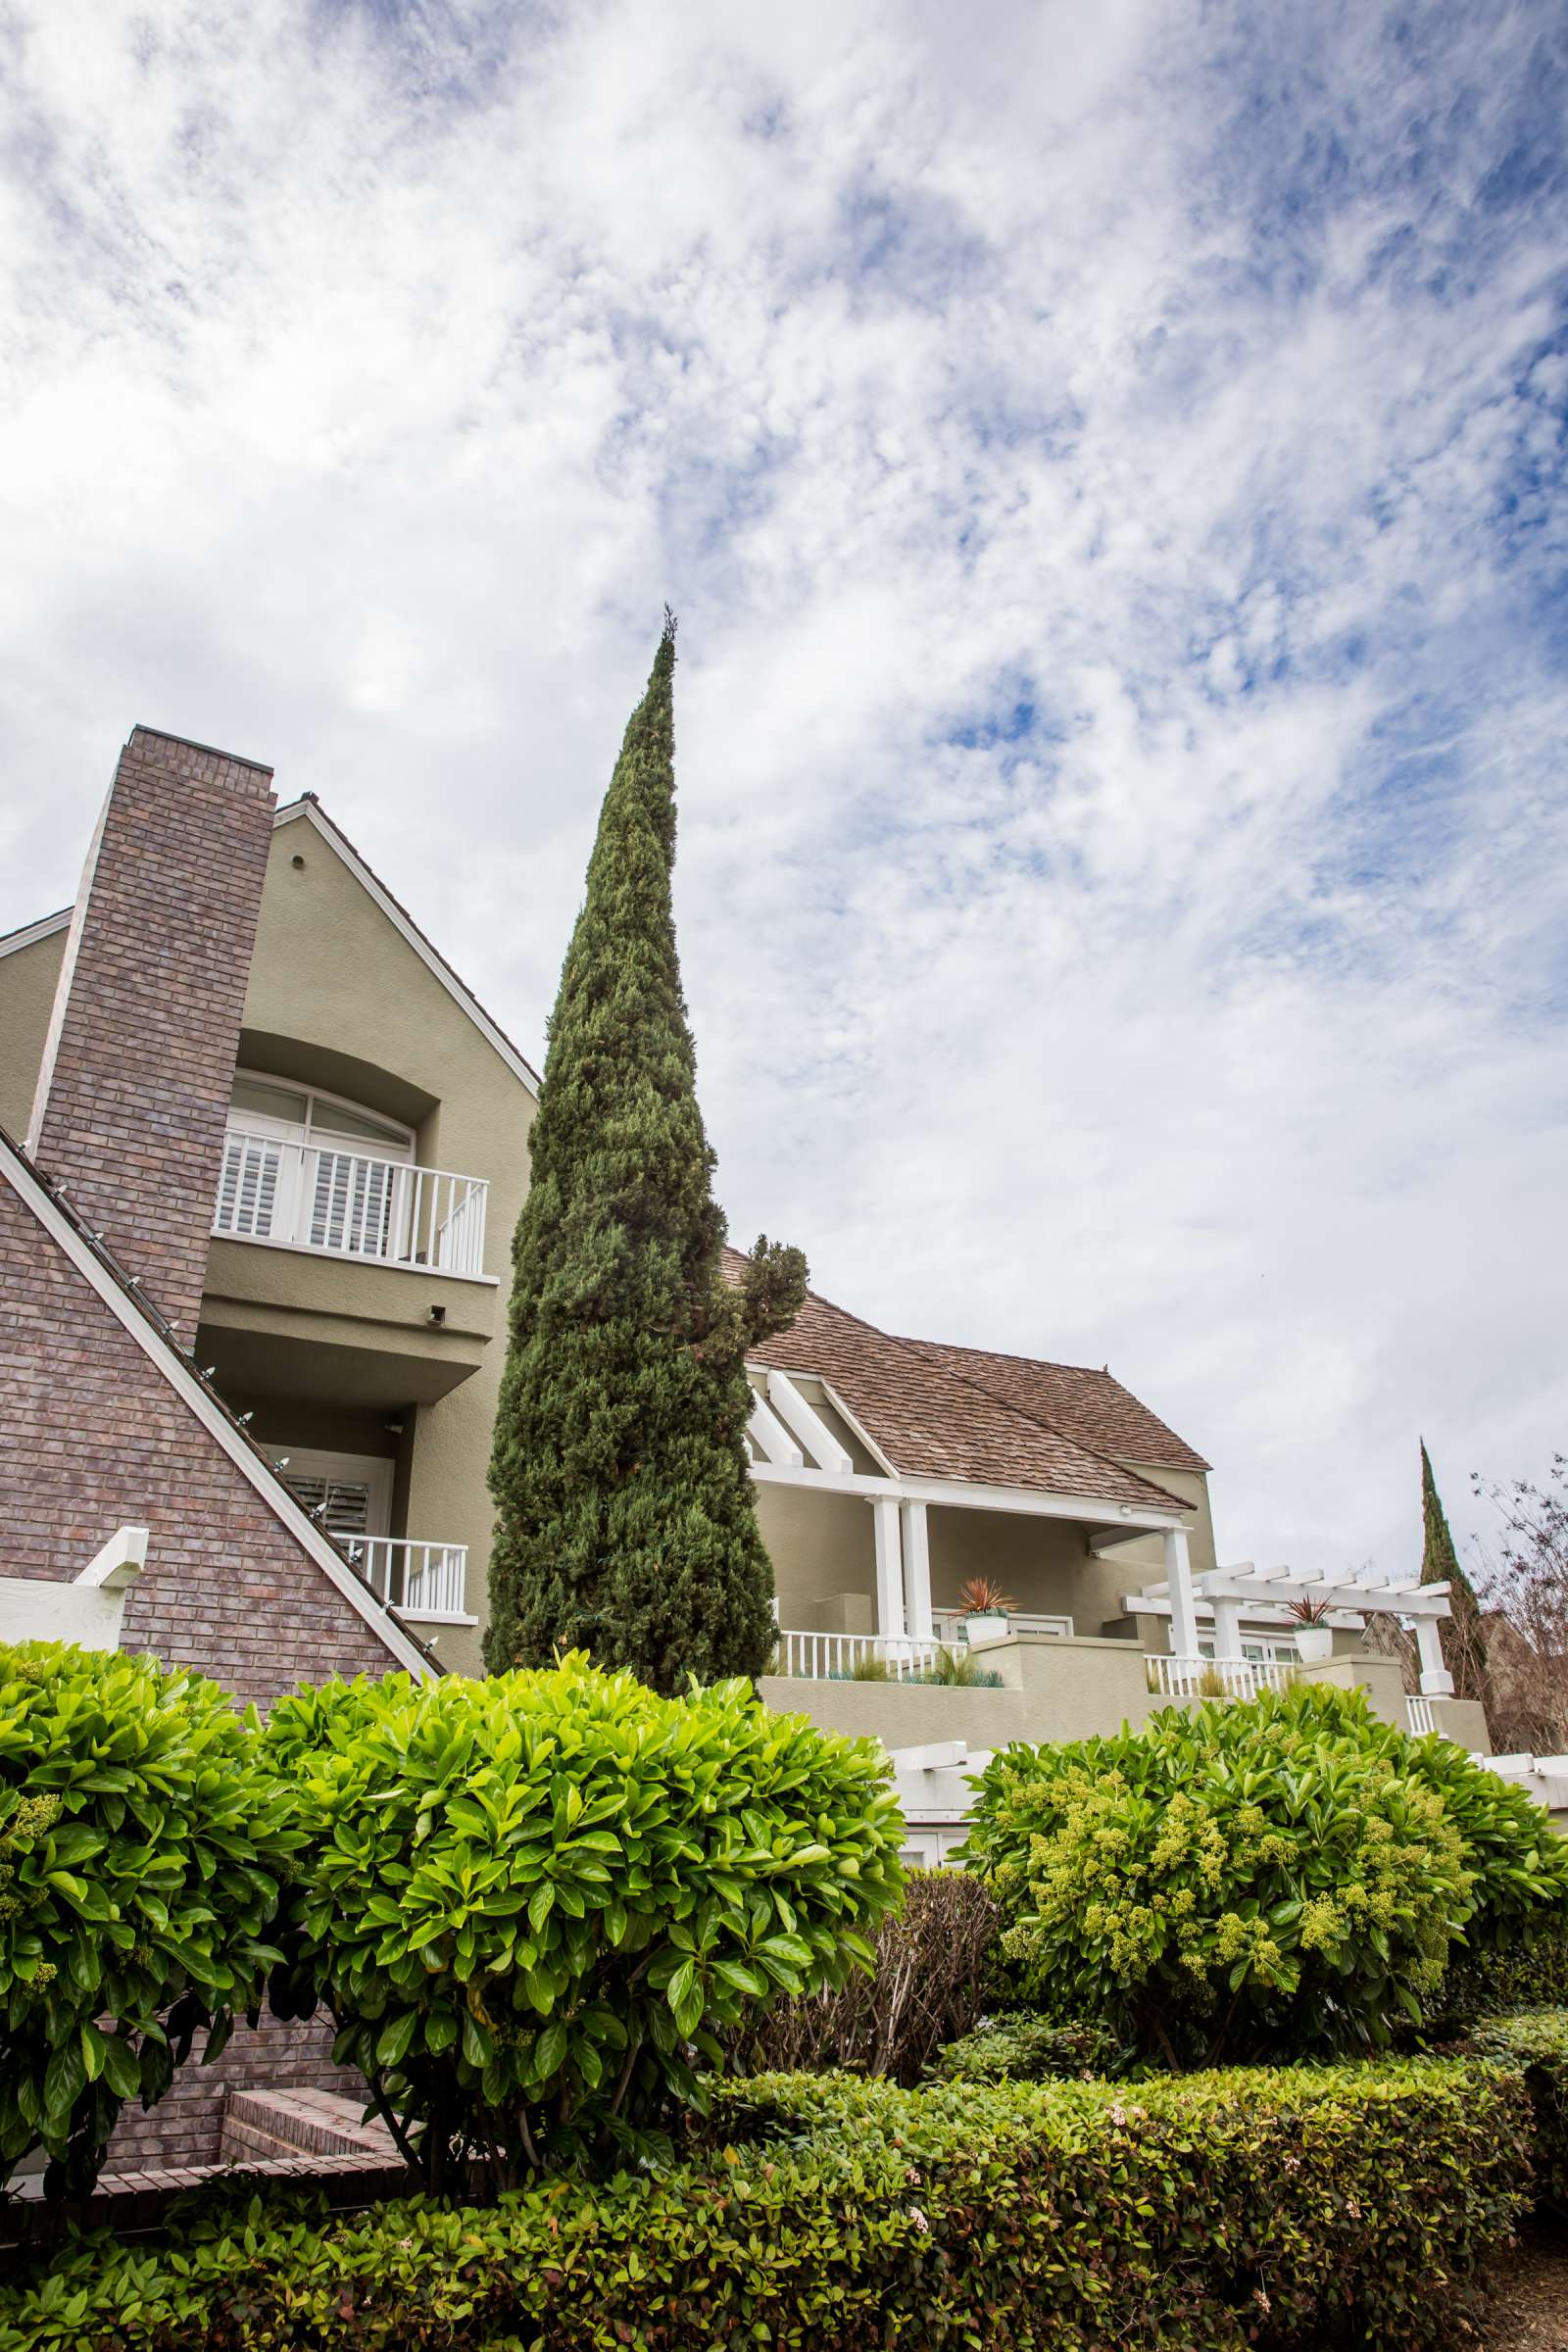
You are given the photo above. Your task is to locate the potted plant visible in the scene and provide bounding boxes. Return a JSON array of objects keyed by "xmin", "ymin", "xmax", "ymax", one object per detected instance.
[
  {"xmin": 956, "ymin": 1577, "xmax": 1016, "ymax": 1648},
  {"xmin": 1286, "ymin": 1595, "xmax": 1334, "ymax": 1664}
]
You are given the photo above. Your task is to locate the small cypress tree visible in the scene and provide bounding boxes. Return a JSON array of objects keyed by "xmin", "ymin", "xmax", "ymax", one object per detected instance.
[
  {"xmin": 1420, "ymin": 1438, "xmax": 1488, "ymax": 1701},
  {"xmin": 485, "ymin": 615, "xmax": 807, "ymax": 1691}
]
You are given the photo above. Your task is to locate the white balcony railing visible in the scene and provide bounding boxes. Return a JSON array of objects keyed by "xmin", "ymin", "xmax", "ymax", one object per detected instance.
[
  {"xmin": 1147, "ymin": 1653, "xmax": 1298, "ymax": 1700},
  {"xmin": 346, "ymin": 1537, "xmax": 470, "ymax": 1621},
  {"xmin": 214, "ymin": 1128, "xmax": 488, "ymax": 1278},
  {"xmin": 774, "ymin": 1629, "xmax": 942, "ymax": 1682}
]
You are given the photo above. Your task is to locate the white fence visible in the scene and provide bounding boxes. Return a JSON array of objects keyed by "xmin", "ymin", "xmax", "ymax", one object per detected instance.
[
  {"xmin": 1406, "ymin": 1695, "xmax": 1437, "ymax": 1736},
  {"xmin": 346, "ymin": 1538, "xmax": 469, "ymax": 1619},
  {"xmin": 1146, "ymin": 1653, "xmax": 1298, "ymax": 1700},
  {"xmin": 215, "ymin": 1128, "xmax": 488, "ymax": 1278},
  {"xmin": 774, "ymin": 1629, "xmax": 942, "ymax": 1682}
]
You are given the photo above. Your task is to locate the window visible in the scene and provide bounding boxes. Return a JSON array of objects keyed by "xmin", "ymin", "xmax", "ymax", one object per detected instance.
[{"xmin": 217, "ymin": 1071, "xmax": 416, "ymax": 1258}]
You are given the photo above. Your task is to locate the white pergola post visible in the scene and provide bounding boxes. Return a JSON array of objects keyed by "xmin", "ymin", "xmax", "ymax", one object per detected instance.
[
  {"xmin": 871, "ymin": 1495, "xmax": 906, "ymax": 1639},
  {"xmin": 1210, "ymin": 1596, "xmax": 1245, "ymax": 1661},
  {"xmin": 1163, "ymin": 1527, "xmax": 1200, "ymax": 1659},
  {"xmin": 1414, "ymin": 1615, "xmax": 1454, "ymax": 1698},
  {"xmin": 901, "ymin": 1499, "xmax": 934, "ymax": 1641}
]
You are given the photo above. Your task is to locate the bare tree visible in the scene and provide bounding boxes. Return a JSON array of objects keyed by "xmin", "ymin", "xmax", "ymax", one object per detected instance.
[{"xmin": 1469, "ymin": 1454, "xmax": 1568, "ymax": 1755}]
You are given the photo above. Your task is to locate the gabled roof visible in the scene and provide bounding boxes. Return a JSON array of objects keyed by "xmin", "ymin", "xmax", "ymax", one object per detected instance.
[
  {"xmin": 0, "ymin": 1121, "xmax": 437, "ymax": 1680},
  {"xmin": 909, "ymin": 1338, "xmax": 1210, "ymax": 1473},
  {"xmin": 0, "ymin": 797, "xmax": 541, "ymax": 1098},
  {"xmin": 730, "ymin": 1250, "xmax": 1190, "ymax": 1514}
]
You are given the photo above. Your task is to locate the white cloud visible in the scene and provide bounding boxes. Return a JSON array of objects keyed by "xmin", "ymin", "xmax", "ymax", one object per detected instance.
[{"xmin": 2, "ymin": 0, "xmax": 1564, "ymax": 1578}]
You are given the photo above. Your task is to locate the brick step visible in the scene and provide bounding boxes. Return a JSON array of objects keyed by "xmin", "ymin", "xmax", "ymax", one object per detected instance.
[{"xmin": 220, "ymin": 2085, "xmax": 398, "ymax": 2166}]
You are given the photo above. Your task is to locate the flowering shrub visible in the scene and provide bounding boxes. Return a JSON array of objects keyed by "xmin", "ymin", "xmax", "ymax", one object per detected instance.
[
  {"xmin": 264, "ymin": 1656, "xmax": 904, "ymax": 2185},
  {"xmin": 0, "ymin": 1643, "xmax": 299, "ymax": 2199},
  {"xmin": 964, "ymin": 1685, "xmax": 1480, "ymax": 2065}
]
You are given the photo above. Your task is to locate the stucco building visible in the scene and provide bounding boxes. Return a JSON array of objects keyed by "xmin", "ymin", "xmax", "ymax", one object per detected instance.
[{"xmin": 0, "ymin": 723, "xmax": 1483, "ymax": 1766}]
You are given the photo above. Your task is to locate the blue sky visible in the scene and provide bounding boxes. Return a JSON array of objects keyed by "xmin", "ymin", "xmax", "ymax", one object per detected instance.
[{"xmin": 2, "ymin": 0, "xmax": 1565, "ymax": 1579}]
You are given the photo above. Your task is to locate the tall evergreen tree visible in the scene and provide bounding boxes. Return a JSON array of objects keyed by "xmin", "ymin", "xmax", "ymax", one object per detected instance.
[
  {"xmin": 1420, "ymin": 1437, "xmax": 1488, "ymax": 1701},
  {"xmin": 485, "ymin": 615, "xmax": 807, "ymax": 1691}
]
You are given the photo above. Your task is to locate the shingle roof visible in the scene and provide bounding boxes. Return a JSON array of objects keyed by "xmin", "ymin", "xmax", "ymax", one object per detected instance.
[
  {"xmin": 730, "ymin": 1250, "xmax": 1191, "ymax": 1515},
  {"xmin": 909, "ymin": 1339, "xmax": 1210, "ymax": 1473}
]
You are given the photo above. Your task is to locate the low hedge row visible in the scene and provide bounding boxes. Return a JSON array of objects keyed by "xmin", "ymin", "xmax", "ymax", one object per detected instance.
[
  {"xmin": 1473, "ymin": 2008, "xmax": 1568, "ymax": 2215},
  {"xmin": 0, "ymin": 2055, "xmax": 1531, "ymax": 2350},
  {"xmin": 928, "ymin": 2013, "xmax": 1118, "ymax": 2082}
]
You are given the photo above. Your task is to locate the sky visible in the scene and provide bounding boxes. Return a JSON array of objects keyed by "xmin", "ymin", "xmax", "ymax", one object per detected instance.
[{"xmin": 2, "ymin": 0, "xmax": 1565, "ymax": 1582}]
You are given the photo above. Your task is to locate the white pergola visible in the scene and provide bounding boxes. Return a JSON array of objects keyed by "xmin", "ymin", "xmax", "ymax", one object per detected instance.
[{"xmin": 1123, "ymin": 1557, "xmax": 1457, "ymax": 1697}]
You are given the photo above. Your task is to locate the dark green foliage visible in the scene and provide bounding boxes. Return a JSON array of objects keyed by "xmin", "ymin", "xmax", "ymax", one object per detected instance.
[
  {"xmin": 486, "ymin": 617, "xmax": 806, "ymax": 1690},
  {"xmin": 0, "ymin": 1643, "xmax": 299, "ymax": 2200},
  {"xmin": 1421, "ymin": 1437, "xmax": 1489, "ymax": 1699},
  {"xmin": 964, "ymin": 1684, "xmax": 1490, "ymax": 2064},
  {"xmin": 1472, "ymin": 2008, "xmax": 1568, "ymax": 2215},
  {"xmin": 0, "ymin": 2058, "xmax": 1530, "ymax": 2350},
  {"xmin": 930, "ymin": 2014, "xmax": 1118, "ymax": 2082},
  {"xmin": 1437, "ymin": 1913, "xmax": 1568, "ymax": 2025},
  {"xmin": 729, "ymin": 1868, "xmax": 998, "ymax": 2085},
  {"xmin": 262, "ymin": 1657, "xmax": 904, "ymax": 2188}
]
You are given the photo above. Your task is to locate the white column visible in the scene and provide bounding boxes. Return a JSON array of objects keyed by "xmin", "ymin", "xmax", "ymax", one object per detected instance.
[
  {"xmin": 872, "ymin": 1495, "xmax": 906, "ymax": 1638},
  {"xmin": 901, "ymin": 1500, "xmax": 934, "ymax": 1641},
  {"xmin": 1415, "ymin": 1615, "xmax": 1454, "ymax": 1698},
  {"xmin": 1211, "ymin": 1597, "xmax": 1244, "ymax": 1661},
  {"xmin": 1163, "ymin": 1527, "xmax": 1200, "ymax": 1660}
]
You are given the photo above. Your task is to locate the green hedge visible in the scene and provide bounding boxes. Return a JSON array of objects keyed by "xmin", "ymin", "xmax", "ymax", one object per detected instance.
[
  {"xmin": 0, "ymin": 2056, "xmax": 1531, "ymax": 2350},
  {"xmin": 1436, "ymin": 1913, "xmax": 1568, "ymax": 2025},
  {"xmin": 1472, "ymin": 2008, "xmax": 1568, "ymax": 2215},
  {"xmin": 929, "ymin": 2013, "xmax": 1118, "ymax": 2082}
]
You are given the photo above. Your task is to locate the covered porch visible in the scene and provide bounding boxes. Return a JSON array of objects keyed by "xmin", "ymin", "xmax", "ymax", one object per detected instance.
[{"xmin": 746, "ymin": 1362, "xmax": 1198, "ymax": 1679}]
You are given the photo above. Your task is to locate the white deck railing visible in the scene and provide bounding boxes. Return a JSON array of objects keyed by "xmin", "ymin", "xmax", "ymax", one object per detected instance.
[
  {"xmin": 1147, "ymin": 1653, "xmax": 1298, "ymax": 1700},
  {"xmin": 774, "ymin": 1629, "xmax": 942, "ymax": 1681},
  {"xmin": 346, "ymin": 1538, "xmax": 470, "ymax": 1620},
  {"xmin": 1406, "ymin": 1695, "xmax": 1437, "ymax": 1736},
  {"xmin": 214, "ymin": 1128, "xmax": 488, "ymax": 1278}
]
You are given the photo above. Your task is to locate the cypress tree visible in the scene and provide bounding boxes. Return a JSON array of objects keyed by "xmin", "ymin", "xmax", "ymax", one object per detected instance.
[
  {"xmin": 1420, "ymin": 1437, "xmax": 1488, "ymax": 1700},
  {"xmin": 485, "ymin": 615, "xmax": 807, "ymax": 1691}
]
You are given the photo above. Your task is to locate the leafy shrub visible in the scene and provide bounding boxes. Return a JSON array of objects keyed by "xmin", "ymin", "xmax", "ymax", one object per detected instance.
[
  {"xmin": 1437, "ymin": 1912, "xmax": 1568, "ymax": 2024},
  {"xmin": 1401, "ymin": 1734, "xmax": 1568, "ymax": 1953},
  {"xmin": 1472, "ymin": 2007, "xmax": 1568, "ymax": 2215},
  {"xmin": 930, "ymin": 2013, "xmax": 1118, "ymax": 2082},
  {"xmin": 0, "ymin": 2056, "xmax": 1530, "ymax": 2350},
  {"xmin": 729, "ymin": 1868, "xmax": 997, "ymax": 2084},
  {"xmin": 0, "ymin": 1642, "xmax": 299, "ymax": 2199},
  {"xmin": 963, "ymin": 1684, "xmax": 1481, "ymax": 2064},
  {"xmin": 263, "ymin": 1655, "xmax": 904, "ymax": 2186}
]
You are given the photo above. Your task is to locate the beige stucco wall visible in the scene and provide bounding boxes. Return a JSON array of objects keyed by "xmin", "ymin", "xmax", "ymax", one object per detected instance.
[
  {"xmin": 0, "ymin": 925, "xmax": 67, "ymax": 1139},
  {"xmin": 754, "ymin": 1482, "xmax": 876, "ymax": 1633},
  {"xmin": 759, "ymin": 1633, "xmax": 1162, "ymax": 1749},
  {"xmin": 223, "ymin": 821, "xmax": 535, "ymax": 1675}
]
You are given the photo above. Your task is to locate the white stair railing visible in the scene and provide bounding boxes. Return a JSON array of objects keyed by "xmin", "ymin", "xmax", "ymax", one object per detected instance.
[
  {"xmin": 1406, "ymin": 1695, "xmax": 1437, "ymax": 1736},
  {"xmin": 346, "ymin": 1538, "xmax": 469, "ymax": 1619},
  {"xmin": 215, "ymin": 1128, "xmax": 488, "ymax": 1278}
]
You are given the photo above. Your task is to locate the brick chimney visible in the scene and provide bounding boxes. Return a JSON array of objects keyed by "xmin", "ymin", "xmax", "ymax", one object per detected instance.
[{"xmin": 27, "ymin": 727, "xmax": 277, "ymax": 1339}]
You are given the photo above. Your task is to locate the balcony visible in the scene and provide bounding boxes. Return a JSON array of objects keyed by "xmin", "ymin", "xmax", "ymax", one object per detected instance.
[
  {"xmin": 343, "ymin": 1537, "xmax": 473, "ymax": 1624},
  {"xmin": 215, "ymin": 1127, "xmax": 488, "ymax": 1277}
]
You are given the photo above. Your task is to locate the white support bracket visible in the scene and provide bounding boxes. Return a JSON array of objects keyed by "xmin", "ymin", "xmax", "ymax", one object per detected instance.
[
  {"xmin": 765, "ymin": 1369, "xmax": 854, "ymax": 1474},
  {"xmin": 75, "ymin": 1526, "xmax": 150, "ymax": 1591},
  {"xmin": 746, "ymin": 1392, "xmax": 804, "ymax": 1469}
]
